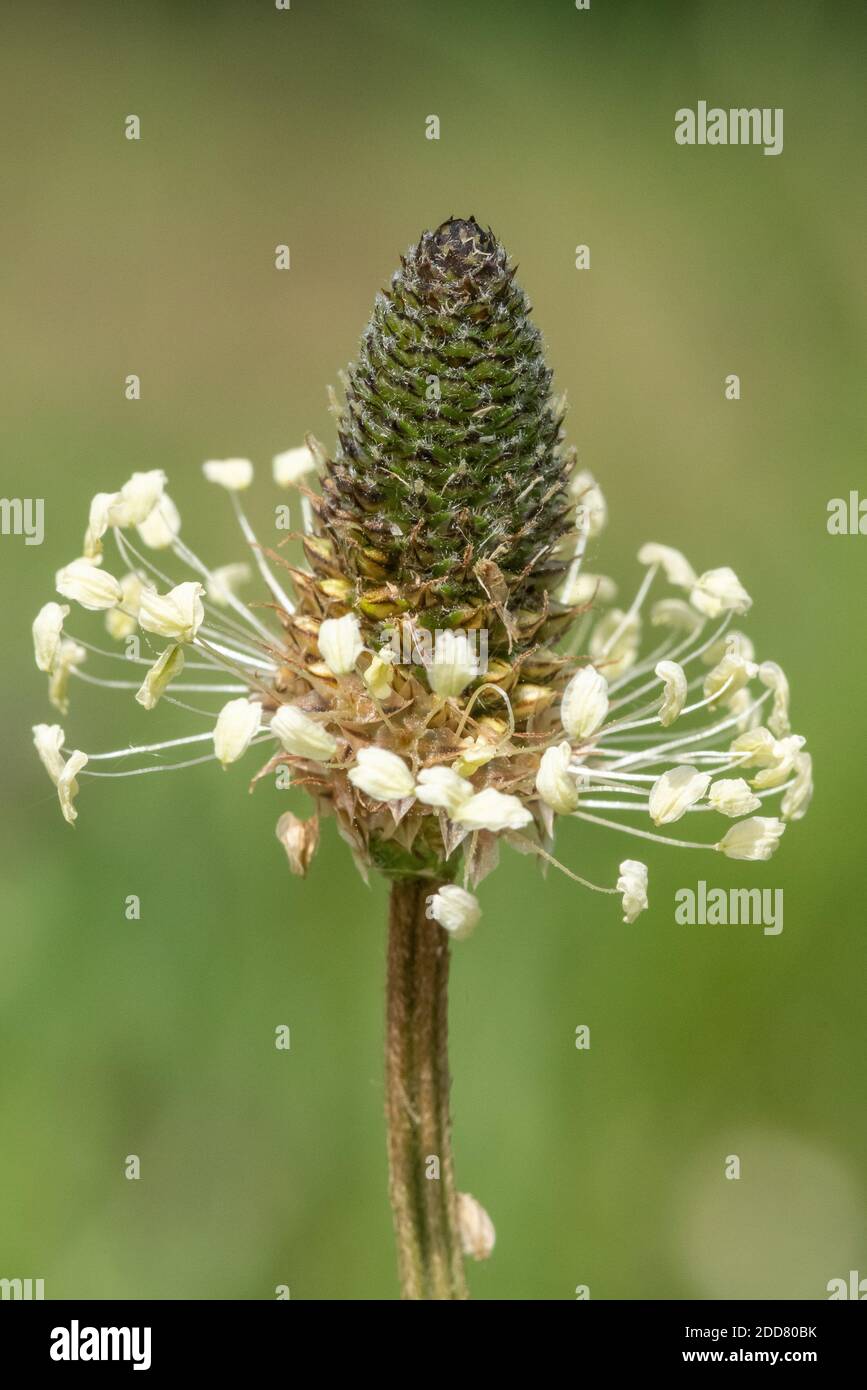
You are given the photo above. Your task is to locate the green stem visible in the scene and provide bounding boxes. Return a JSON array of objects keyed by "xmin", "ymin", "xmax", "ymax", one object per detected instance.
[{"xmin": 385, "ymin": 878, "xmax": 469, "ymax": 1300}]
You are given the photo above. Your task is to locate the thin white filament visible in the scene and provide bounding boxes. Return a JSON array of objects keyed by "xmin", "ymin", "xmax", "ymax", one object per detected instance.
[{"xmin": 230, "ymin": 493, "xmax": 296, "ymax": 615}]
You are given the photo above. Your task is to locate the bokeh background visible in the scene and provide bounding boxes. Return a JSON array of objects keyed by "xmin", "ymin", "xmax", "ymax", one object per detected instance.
[{"xmin": 1, "ymin": 0, "xmax": 865, "ymax": 1300}]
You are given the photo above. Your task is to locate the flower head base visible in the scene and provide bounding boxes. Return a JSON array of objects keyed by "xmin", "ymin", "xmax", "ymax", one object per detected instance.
[{"xmin": 29, "ymin": 218, "xmax": 810, "ymax": 924}]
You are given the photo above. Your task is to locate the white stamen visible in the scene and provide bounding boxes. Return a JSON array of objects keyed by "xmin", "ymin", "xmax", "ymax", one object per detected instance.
[
  {"xmin": 596, "ymin": 564, "xmax": 656, "ymax": 660},
  {"xmin": 85, "ymin": 733, "xmax": 217, "ymax": 761},
  {"xmin": 604, "ymin": 690, "xmax": 770, "ymax": 771},
  {"xmin": 230, "ymin": 493, "xmax": 296, "ymax": 615},
  {"xmin": 171, "ymin": 536, "xmax": 277, "ymax": 645},
  {"xmin": 574, "ymin": 810, "xmax": 712, "ymax": 851},
  {"xmin": 81, "ymin": 736, "xmax": 271, "ymax": 777},
  {"xmin": 72, "ymin": 669, "xmax": 246, "ymax": 693}
]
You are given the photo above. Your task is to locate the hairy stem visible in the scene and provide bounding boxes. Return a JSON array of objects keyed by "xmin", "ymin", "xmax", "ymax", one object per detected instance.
[{"xmin": 385, "ymin": 878, "xmax": 468, "ymax": 1300}]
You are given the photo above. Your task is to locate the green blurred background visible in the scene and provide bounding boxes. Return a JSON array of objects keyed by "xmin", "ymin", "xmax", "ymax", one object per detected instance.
[{"xmin": 1, "ymin": 0, "xmax": 865, "ymax": 1300}]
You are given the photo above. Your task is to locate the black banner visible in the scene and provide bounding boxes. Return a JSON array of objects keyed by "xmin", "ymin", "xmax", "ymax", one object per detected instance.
[{"xmin": 1, "ymin": 1299, "xmax": 862, "ymax": 1373}]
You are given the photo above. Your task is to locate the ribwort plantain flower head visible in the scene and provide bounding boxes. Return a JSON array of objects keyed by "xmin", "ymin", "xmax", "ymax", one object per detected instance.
[{"xmin": 31, "ymin": 218, "xmax": 812, "ymax": 914}]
